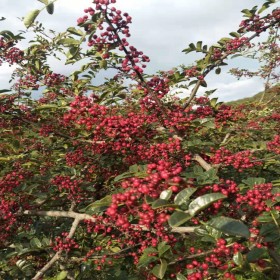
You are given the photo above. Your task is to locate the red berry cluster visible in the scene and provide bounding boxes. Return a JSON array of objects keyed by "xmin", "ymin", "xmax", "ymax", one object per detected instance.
[
  {"xmin": 185, "ymin": 67, "xmax": 200, "ymax": 78},
  {"xmin": 215, "ymin": 104, "xmax": 243, "ymax": 126},
  {"xmin": 212, "ymin": 48, "xmax": 223, "ymax": 61},
  {"xmin": 39, "ymin": 124, "xmax": 54, "ymax": 137},
  {"xmin": 0, "ymin": 37, "xmax": 24, "ymax": 65},
  {"xmin": 78, "ymin": 0, "xmax": 150, "ymax": 76},
  {"xmin": 43, "ymin": 72, "xmax": 66, "ymax": 87},
  {"xmin": 236, "ymin": 183, "xmax": 275, "ymax": 213},
  {"xmin": 14, "ymin": 74, "xmax": 39, "ymax": 91},
  {"xmin": 145, "ymin": 76, "xmax": 170, "ymax": 98},
  {"xmin": 239, "ymin": 16, "xmax": 266, "ymax": 33},
  {"xmin": 106, "ymin": 160, "xmax": 182, "ymax": 229},
  {"xmin": 210, "ymin": 148, "xmax": 262, "ymax": 170},
  {"xmin": 226, "ymin": 37, "xmax": 251, "ymax": 52},
  {"xmin": 65, "ymin": 149, "xmax": 86, "ymax": 167},
  {"xmin": 52, "ymin": 232, "xmax": 79, "ymax": 252},
  {"xmin": 51, "ymin": 176, "xmax": 83, "ymax": 201},
  {"xmin": 0, "ymin": 199, "xmax": 18, "ymax": 235},
  {"xmin": 267, "ymin": 134, "xmax": 280, "ymax": 154},
  {"xmin": 0, "ymin": 169, "xmax": 32, "ymax": 243}
]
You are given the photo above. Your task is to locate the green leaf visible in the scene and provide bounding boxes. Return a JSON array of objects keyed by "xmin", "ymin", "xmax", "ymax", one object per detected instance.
[
  {"xmin": 152, "ymin": 259, "xmax": 167, "ymax": 279},
  {"xmin": 30, "ymin": 238, "xmax": 42, "ymax": 248},
  {"xmin": 210, "ymin": 97, "xmax": 218, "ymax": 107},
  {"xmin": 208, "ymin": 216, "xmax": 250, "ymax": 238},
  {"xmin": 37, "ymin": 0, "xmax": 48, "ymax": 4},
  {"xmin": 174, "ymin": 188, "xmax": 197, "ymax": 206},
  {"xmin": 46, "ymin": 2, "xmax": 54, "ymax": 14},
  {"xmin": 188, "ymin": 193, "xmax": 226, "ymax": 216},
  {"xmin": 152, "ymin": 199, "xmax": 175, "ymax": 209},
  {"xmin": 196, "ymin": 41, "xmax": 202, "ymax": 51},
  {"xmin": 99, "ymin": 60, "xmax": 107, "ymax": 69},
  {"xmin": 23, "ymin": 9, "xmax": 40, "ymax": 28},
  {"xmin": 258, "ymin": 2, "xmax": 270, "ymax": 14},
  {"xmin": 168, "ymin": 211, "xmax": 192, "ymax": 227},
  {"xmin": 0, "ymin": 89, "xmax": 11, "ymax": 93},
  {"xmin": 57, "ymin": 38, "xmax": 80, "ymax": 46},
  {"xmin": 82, "ymin": 195, "xmax": 112, "ymax": 213},
  {"xmin": 158, "ymin": 242, "xmax": 171, "ymax": 257},
  {"xmin": 229, "ymin": 32, "xmax": 240, "ymax": 38},
  {"xmin": 114, "ymin": 172, "xmax": 133, "ymax": 182},
  {"xmin": 138, "ymin": 247, "xmax": 158, "ymax": 267},
  {"xmin": 233, "ymin": 252, "xmax": 243, "ymax": 266},
  {"xmin": 160, "ymin": 189, "xmax": 172, "ymax": 200},
  {"xmin": 54, "ymin": 271, "xmax": 68, "ymax": 280},
  {"xmin": 67, "ymin": 27, "xmax": 84, "ymax": 36},
  {"xmin": 215, "ymin": 68, "xmax": 221, "ymax": 75},
  {"xmin": 110, "ymin": 247, "xmax": 121, "ymax": 253},
  {"xmin": 241, "ymin": 9, "xmax": 252, "ymax": 18},
  {"xmin": 247, "ymin": 247, "xmax": 267, "ymax": 263},
  {"xmin": 200, "ymin": 80, "xmax": 207, "ymax": 87},
  {"xmin": 176, "ymin": 273, "xmax": 187, "ymax": 280},
  {"xmin": 182, "ymin": 43, "xmax": 196, "ymax": 54},
  {"xmin": 242, "ymin": 177, "xmax": 265, "ymax": 187}
]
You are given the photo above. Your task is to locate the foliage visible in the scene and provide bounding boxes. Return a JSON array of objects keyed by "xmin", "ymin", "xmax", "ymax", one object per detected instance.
[{"xmin": 0, "ymin": 0, "xmax": 280, "ymax": 279}]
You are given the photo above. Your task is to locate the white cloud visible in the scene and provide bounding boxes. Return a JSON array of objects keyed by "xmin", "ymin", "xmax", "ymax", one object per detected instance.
[{"xmin": 211, "ymin": 78, "xmax": 264, "ymax": 101}]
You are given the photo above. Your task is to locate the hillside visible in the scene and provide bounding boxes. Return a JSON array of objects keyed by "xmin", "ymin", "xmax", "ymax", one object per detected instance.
[{"xmin": 227, "ymin": 84, "xmax": 280, "ymax": 105}]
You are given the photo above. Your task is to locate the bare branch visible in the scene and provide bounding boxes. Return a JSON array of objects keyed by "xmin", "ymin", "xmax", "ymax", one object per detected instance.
[
  {"xmin": 193, "ymin": 154, "xmax": 212, "ymax": 171},
  {"xmin": 22, "ymin": 210, "xmax": 96, "ymax": 222},
  {"xmin": 32, "ymin": 216, "xmax": 81, "ymax": 280}
]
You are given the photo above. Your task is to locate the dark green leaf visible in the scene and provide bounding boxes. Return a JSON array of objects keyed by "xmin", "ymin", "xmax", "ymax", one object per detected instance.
[
  {"xmin": 176, "ymin": 273, "xmax": 187, "ymax": 280},
  {"xmin": 233, "ymin": 252, "xmax": 243, "ymax": 266},
  {"xmin": 138, "ymin": 247, "xmax": 158, "ymax": 267},
  {"xmin": 188, "ymin": 193, "xmax": 226, "ymax": 216},
  {"xmin": 208, "ymin": 216, "xmax": 250, "ymax": 238},
  {"xmin": 247, "ymin": 247, "xmax": 267, "ymax": 263},
  {"xmin": 168, "ymin": 211, "xmax": 192, "ymax": 227},
  {"xmin": 152, "ymin": 199, "xmax": 175, "ymax": 209},
  {"xmin": 152, "ymin": 259, "xmax": 167, "ymax": 279},
  {"xmin": 82, "ymin": 195, "xmax": 112, "ymax": 213},
  {"xmin": 174, "ymin": 188, "xmax": 197, "ymax": 205},
  {"xmin": 158, "ymin": 242, "xmax": 171, "ymax": 257},
  {"xmin": 0, "ymin": 89, "xmax": 11, "ymax": 93},
  {"xmin": 46, "ymin": 2, "xmax": 54, "ymax": 14},
  {"xmin": 215, "ymin": 68, "xmax": 221, "ymax": 75},
  {"xmin": 196, "ymin": 41, "xmax": 202, "ymax": 51},
  {"xmin": 242, "ymin": 177, "xmax": 265, "ymax": 187},
  {"xmin": 30, "ymin": 238, "xmax": 42, "ymax": 248}
]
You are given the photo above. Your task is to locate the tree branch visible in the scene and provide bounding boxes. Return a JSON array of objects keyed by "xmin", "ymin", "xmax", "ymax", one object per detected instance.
[
  {"xmin": 193, "ymin": 154, "xmax": 212, "ymax": 171},
  {"xmin": 32, "ymin": 216, "xmax": 82, "ymax": 280}
]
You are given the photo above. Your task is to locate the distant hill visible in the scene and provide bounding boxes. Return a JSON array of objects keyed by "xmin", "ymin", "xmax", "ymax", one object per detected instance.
[{"xmin": 226, "ymin": 84, "xmax": 280, "ymax": 106}]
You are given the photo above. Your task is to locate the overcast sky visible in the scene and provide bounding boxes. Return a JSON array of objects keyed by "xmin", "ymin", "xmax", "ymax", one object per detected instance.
[{"xmin": 0, "ymin": 0, "xmax": 273, "ymax": 101}]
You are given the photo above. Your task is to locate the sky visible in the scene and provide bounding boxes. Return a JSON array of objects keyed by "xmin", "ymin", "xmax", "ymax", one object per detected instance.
[{"xmin": 0, "ymin": 0, "xmax": 274, "ymax": 101}]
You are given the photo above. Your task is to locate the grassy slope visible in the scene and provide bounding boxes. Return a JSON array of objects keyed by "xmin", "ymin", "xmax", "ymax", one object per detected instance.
[{"xmin": 226, "ymin": 84, "xmax": 280, "ymax": 106}]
